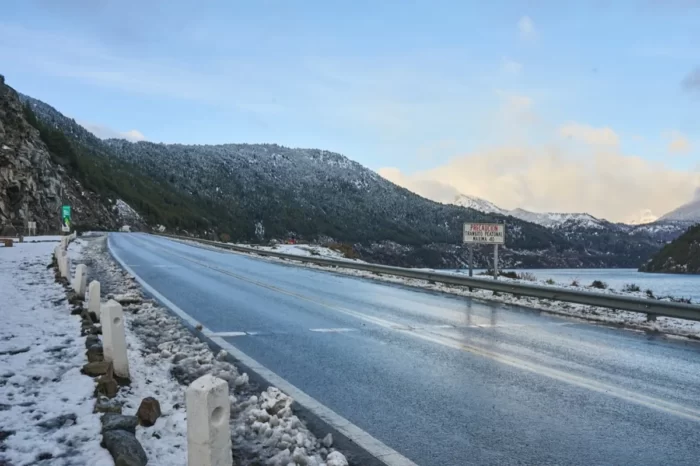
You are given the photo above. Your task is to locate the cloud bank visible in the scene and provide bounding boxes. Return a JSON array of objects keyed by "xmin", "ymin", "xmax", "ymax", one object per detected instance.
[{"xmin": 379, "ymin": 138, "xmax": 700, "ymax": 223}]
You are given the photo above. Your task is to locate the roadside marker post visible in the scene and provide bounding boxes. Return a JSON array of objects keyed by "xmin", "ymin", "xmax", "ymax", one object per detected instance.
[
  {"xmin": 88, "ymin": 280, "xmax": 101, "ymax": 320},
  {"xmin": 73, "ymin": 264, "xmax": 87, "ymax": 297},
  {"xmin": 186, "ymin": 374, "xmax": 232, "ymax": 466},
  {"xmin": 102, "ymin": 300, "xmax": 130, "ymax": 380}
]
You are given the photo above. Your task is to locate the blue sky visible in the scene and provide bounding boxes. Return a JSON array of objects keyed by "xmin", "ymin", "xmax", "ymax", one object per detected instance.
[{"xmin": 2, "ymin": 0, "xmax": 700, "ymax": 220}]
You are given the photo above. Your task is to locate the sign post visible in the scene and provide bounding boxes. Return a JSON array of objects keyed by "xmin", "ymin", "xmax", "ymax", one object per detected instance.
[
  {"xmin": 61, "ymin": 205, "xmax": 71, "ymax": 233},
  {"xmin": 463, "ymin": 222, "xmax": 506, "ymax": 280}
]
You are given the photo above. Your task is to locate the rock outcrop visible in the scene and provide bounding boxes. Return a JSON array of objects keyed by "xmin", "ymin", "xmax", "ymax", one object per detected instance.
[{"xmin": 0, "ymin": 75, "xmax": 117, "ymax": 233}]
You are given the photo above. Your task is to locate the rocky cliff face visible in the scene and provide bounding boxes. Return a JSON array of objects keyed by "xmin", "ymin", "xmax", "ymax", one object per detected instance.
[{"xmin": 0, "ymin": 75, "xmax": 117, "ymax": 234}]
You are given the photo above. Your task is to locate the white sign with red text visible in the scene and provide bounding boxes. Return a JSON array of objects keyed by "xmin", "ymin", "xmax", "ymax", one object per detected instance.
[{"xmin": 463, "ymin": 223, "xmax": 505, "ymax": 244}]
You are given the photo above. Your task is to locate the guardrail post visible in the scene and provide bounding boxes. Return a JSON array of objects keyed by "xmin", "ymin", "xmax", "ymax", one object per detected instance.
[
  {"xmin": 102, "ymin": 300, "xmax": 130, "ymax": 380},
  {"xmin": 73, "ymin": 264, "xmax": 87, "ymax": 297},
  {"xmin": 186, "ymin": 374, "xmax": 232, "ymax": 466},
  {"xmin": 88, "ymin": 280, "xmax": 101, "ymax": 320}
]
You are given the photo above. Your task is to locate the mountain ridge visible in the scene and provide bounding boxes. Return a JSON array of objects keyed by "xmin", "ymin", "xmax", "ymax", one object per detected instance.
[{"xmin": 10, "ymin": 83, "xmax": 679, "ymax": 269}]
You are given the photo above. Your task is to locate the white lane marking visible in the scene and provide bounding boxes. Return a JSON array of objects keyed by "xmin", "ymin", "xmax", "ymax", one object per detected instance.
[
  {"xmin": 310, "ymin": 328, "xmax": 357, "ymax": 333},
  {"xmin": 108, "ymin": 235, "xmax": 418, "ymax": 466},
  {"xmin": 207, "ymin": 331, "xmax": 247, "ymax": 337}
]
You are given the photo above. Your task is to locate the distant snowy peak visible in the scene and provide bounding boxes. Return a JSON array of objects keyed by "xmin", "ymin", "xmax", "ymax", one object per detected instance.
[
  {"xmin": 508, "ymin": 209, "xmax": 606, "ymax": 229},
  {"xmin": 452, "ymin": 194, "xmax": 605, "ymax": 229},
  {"xmin": 659, "ymin": 198, "xmax": 700, "ymax": 223},
  {"xmin": 626, "ymin": 209, "xmax": 658, "ymax": 225},
  {"xmin": 452, "ymin": 194, "xmax": 508, "ymax": 215}
]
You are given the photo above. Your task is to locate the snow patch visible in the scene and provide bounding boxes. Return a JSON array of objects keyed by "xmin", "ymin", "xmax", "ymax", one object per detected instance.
[{"xmin": 0, "ymin": 241, "xmax": 112, "ymax": 465}]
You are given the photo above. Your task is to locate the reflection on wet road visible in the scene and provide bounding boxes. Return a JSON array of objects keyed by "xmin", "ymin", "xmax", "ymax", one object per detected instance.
[{"xmin": 110, "ymin": 233, "xmax": 700, "ymax": 466}]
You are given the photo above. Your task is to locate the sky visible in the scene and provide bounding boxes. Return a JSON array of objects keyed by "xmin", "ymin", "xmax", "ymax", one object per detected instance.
[{"xmin": 2, "ymin": 0, "xmax": 700, "ymax": 223}]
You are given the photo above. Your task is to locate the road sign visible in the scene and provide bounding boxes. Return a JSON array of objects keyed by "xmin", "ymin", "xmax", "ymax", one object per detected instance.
[
  {"xmin": 463, "ymin": 223, "xmax": 505, "ymax": 244},
  {"xmin": 463, "ymin": 222, "xmax": 505, "ymax": 280},
  {"xmin": 61, "ymin": 205, "xmax": 72, "ymax": 232}
]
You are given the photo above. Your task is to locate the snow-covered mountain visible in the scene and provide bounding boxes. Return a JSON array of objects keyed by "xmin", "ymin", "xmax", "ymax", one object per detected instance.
[
  {"xmin": 659, "ymin": 197, "xmax": 700, "ymax": 223},
  {"xmin": 452, "ymin": 195, "xmax": 607, "ymax": 229},
  {"xmin": 627, "ymin": 209, "xmax": 658, "ymax": 225},
  {"xmin": 508, "ymin": 209, "xmax": 608, "ymax": 229}
]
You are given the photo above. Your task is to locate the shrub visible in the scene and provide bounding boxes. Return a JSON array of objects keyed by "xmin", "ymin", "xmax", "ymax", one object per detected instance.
[
  {"xmin": 545, "ymin": 278, "xmax": 556, "ymax": 285},
  {"xmin": 645, "ymin": 289, "xmax": 655, "ymax": 298},
  {"xmin": 590, "ymin": 280, "xmax": 608, "ymax": 289},
  {"xmin": 328, "ymin": 243, "xmax": 359, "ymax": 259},
  {"xmin": 518, "ymin": 272, "xmax": 537, "ymax": 281},
  {"xmin": 623, "ymin": 283, "xmax": 641, "ymax": 292},
  {"xmin": 571, "ymin": 279, "xmax": 580, "ymax": 287},
  {"xmin": 219, "ymin": 233, "xmax": 231, "ymax": 242}
]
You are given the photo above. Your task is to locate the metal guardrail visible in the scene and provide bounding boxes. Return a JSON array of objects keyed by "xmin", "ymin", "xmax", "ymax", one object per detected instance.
[{"xmin": 158, "ymin": 234, "xmax": 700, "ymax": 322}]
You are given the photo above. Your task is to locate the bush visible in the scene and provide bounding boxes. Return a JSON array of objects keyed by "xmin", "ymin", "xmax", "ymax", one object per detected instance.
[
  {"xmin": 590, "ymin": 280, "xmax": 608, "ymax": 289},
  {"xmin": 571, "ymin": 279, "xmax": 580, "ymax": 287},
  {"xmin": 645, "ymin": 289, "xmax": 655, "ymax": 298},
  {"xmin": 500, "ymin": 271, "xmax": 519, "ymax": 279},
  {"xmin": 518, "ymin": 272, "xmax": 537, "ymax": 281},
  {"xmin": 545, "ymin": 278, "xmax": 556, "ymax": 285},
  {"xmin": 623, "ymin": 283, "xmax": 641, "ymax": 292},
  {"xmin": 219, "ymin": 233, "xmax": 231, "ymax": 242},
  {"xmin": 328, "ymin": 243, "xmax": 359, "ymax": 259}
]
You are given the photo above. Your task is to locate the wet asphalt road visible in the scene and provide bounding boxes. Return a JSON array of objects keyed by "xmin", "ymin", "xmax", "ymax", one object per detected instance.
[{"xmin": 110, "ymin": 233, "xmax": 700, "ymax": 466}]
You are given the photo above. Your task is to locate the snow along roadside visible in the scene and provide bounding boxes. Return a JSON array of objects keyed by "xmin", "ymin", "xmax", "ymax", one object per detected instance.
[
  {"xmin": 82, "ymin": 235, "xmax": 350, "ymax": 466},
  {"xmin": 176, "ymin": 237, "xmax": 700, "ymax": 340},
  {"xmin": 0, "ymin": 239, "xmax": 112, "ymax": 465}
]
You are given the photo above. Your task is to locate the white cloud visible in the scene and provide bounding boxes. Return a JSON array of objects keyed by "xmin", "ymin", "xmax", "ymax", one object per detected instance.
[
  {"xmin": 518, "ymin": 16, "xmax": 536, "ymax": 40},
  {"xmin": 665, "ymin": 130, "xmax": 692, "ymax": 154},
  {"xmin": 502, "ymin": 58, "xmax": 523, "ymax": 74},
  {"xmin": 559, "ymin": 123, "xmax": 619, "ymax": 146},
  {"xmin": 80, "ymin": 122, "xmax": 146, "ymax": 142},
  {"xmin": 379, "ymin": 146, "xmax": 700, "ymax": 222}
]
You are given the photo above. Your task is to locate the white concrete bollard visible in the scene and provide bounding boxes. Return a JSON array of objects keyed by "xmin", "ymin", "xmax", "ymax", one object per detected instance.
[
  {"xmin": 60, "ymin": 255, "xmax": 71, "ymax": 279},
  {"xmin": 73, "ymin": 264, "xmax": 87, "ymax": 297},
  {"xmin": 101, "ymin": 300, "xmax": 130, "ymax": 380},
  {"xmin": 87, "ymin": 280, "xmax": 101, "ymax": 320},
  {"xmin": 186, "ymin": 375, "xmax": 232, "ymax": 466}
]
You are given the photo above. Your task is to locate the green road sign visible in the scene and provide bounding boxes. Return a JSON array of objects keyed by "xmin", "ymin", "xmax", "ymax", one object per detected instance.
[{"xmin": 61, "ymin": 205, "xmax": 71, "ymax": 231}]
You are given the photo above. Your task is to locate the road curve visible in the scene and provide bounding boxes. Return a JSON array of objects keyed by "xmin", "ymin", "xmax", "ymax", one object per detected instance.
[{"xmin": 109, "ymin": 233, "xmax": 700, "ymax": 466}]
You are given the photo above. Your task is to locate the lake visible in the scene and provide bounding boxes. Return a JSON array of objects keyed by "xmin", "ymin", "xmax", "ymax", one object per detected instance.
[{"xmin": 462, "ymin": 268, "xmax": 700, "ymax": 302}]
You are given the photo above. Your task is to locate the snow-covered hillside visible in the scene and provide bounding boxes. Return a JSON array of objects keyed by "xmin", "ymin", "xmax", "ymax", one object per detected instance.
[{"xmin": 452, "ymin": 194, "xmax": 508, "ymax": 216}]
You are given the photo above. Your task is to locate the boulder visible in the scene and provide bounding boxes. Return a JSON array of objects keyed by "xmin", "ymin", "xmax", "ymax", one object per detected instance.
[
  {"xmin": 101, "ymin": 429, "xmax": 148, "ymax": 466},
  {"xmin": 101, "ymin": 413, "xmax": 139, "ymax": 434},
  {"xmin": 136, "ymin": 397, "xmax": 161, "ymax": 427}
]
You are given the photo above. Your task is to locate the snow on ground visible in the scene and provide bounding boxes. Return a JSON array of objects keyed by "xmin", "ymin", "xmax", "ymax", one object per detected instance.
[
  {"xmin": 178, "ymin": 238, "xmax": 700, "ymax": 340},
  {"xmin": 235, "ymin": 243, "xmax": 365, "ymax": 263},
  {"xmin": 8, "ymin": 235, "xmax": 63, "ymax": 243},
  {"xmin": 81, "ymin": 236, "xmax": 349, "ymax": 466},
  {"xmin": 0, "ymin": 240, "xmax": 112, "ymax": 465}
]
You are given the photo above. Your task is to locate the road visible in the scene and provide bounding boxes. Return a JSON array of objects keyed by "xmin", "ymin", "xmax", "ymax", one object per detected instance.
[{"xmin": 109, "ymin": 233, "xmax": 700, "ymax": 466}]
